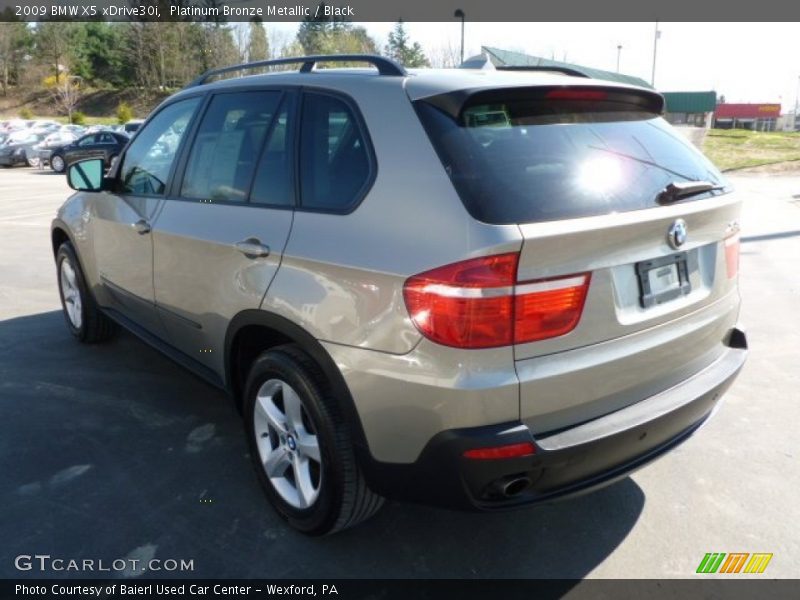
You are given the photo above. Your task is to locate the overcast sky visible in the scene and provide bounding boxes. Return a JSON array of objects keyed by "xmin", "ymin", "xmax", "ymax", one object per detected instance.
[{"xmin": 268, "ymin": 21, "xmax": 800, "ymax": 112}]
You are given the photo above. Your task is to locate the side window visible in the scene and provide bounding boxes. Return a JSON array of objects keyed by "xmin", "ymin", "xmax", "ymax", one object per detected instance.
[
  {"xmin": 180, "ymin": 91, "xmax": 281, "ymax": 203},
  {"xmin": 299, "ymin": 93, "xmax": 371, "ymax": 211},
  {"xmin": 77, "ymin": 135, "xmax": 96, "ymax": 147},
  {"xmin": 250, "ymin": 105, "xmax": 293, "ymax": 207},
  {"xmin": 120, "ymin": 97, "xmax": 200, "ymax": 197}
]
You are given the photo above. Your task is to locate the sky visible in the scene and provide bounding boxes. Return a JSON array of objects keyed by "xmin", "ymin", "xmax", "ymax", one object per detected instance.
[{"xmin": 266, "ymin": 21, "xmax": 800, "ymax": 113}]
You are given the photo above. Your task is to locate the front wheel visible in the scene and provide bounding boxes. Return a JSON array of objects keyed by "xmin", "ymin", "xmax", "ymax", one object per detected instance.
[
  {"xmin": 56, "ymin": 242, "xmax": 117, "ymax": 343},
  {"xmin": 51, "ymin": 154, "xmax": 65, "ymax": 173},
  {"xmin": 244, "ymin": 344, "xmax": 383, "ymax": 535}
]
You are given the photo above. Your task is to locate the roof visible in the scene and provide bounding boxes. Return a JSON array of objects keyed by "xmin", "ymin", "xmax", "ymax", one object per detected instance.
[
  {"xmin": 481, "ymin": 46, "xmax": 654, "ymax": 90},
  {"xmin": 662, "ymin": 91, "xmax": 717, "ymax": 113},
  {"xmin": 715, "ymin": 103, "xmax": 781, "ymax": 118}
]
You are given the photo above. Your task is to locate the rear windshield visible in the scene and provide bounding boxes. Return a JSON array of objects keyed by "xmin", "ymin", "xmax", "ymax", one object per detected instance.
[{"xmin": 415, "ymin": 93, "xmax": 727, "ymax": 224}]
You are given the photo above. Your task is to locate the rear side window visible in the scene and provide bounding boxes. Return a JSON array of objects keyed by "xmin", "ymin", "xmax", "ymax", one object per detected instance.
[
  {"xmin": 415, "ymin": 90, "xmax": 727, "ymax": 224},
  {"xmin": 181, "ymin": 91, "xmax": 281, "ymax": 203},
  {"xmin": 299, "ymin": 93, "xmax": 371, "ymax": 211}
]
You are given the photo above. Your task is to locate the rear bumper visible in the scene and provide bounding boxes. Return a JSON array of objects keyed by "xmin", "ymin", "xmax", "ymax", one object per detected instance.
[{"xmin": 360, "ymin": 328, "xmax": 747, "ymax": 510}]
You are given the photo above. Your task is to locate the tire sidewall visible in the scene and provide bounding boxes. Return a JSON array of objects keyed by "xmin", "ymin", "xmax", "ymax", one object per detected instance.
[
  {"xmin": 56, "ymin": 243, "xmax": 87, "ymax": 341},
  {"xmin": 244, "ymin": 350, "xmax": 345, "ymax": 535}
]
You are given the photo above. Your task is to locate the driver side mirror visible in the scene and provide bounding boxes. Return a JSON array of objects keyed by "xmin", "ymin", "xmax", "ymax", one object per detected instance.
[{"xmin": 67, "ymin": 158, "xmax": 109, "ymax": 192}]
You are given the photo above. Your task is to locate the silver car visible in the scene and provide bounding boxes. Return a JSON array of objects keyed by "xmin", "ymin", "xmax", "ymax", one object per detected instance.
[{"xmin": 51, "ymin": 55, "xmax": 747, "ymax": 535}]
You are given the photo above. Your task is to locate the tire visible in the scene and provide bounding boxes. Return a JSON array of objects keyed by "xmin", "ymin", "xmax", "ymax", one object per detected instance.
[
  {"xmin": 244, "ymin": 344, "xmax": 384, "ymax": 535},
  {"xmin": 27, "ymin": 156, "xmax": 40, "ymax": 168},
  {"xmin": 56, "ymin": 242, "xmax": 117, "ymax": 343},
  {"xmin": 51, "ymin": 154, "xmax": 65, "ymax": 173}
]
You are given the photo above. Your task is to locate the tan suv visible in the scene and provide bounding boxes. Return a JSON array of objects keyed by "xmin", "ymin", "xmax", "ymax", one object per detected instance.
[{"xmin": 52, "ymin": 54, "xmax": 747, "ymax": 535}]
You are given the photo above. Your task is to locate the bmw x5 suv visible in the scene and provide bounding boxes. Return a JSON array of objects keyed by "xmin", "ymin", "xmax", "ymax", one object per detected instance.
[{"xmin": 52, "ymin": 54, "xmax": 747, "ymax": 535}]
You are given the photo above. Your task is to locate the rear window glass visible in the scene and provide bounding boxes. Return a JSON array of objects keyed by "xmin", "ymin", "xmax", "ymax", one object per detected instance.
[{"xmin": 415, "ymin": 94, "xmax": 727, "ymax": 224}]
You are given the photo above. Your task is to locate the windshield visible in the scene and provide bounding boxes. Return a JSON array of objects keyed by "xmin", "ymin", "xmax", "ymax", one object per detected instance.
[{"xmin": 415, "ymin": 95, "xmax": 727, "ymax": 224}]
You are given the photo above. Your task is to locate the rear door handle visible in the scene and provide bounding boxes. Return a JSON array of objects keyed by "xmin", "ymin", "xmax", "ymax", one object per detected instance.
[
  {"xmin": 132, "ymin": 219, "xmax": 151, "ymax": 235},
  {"xmin": 234, "ymin": 238, "xmax": 270, "ymax": 259}
]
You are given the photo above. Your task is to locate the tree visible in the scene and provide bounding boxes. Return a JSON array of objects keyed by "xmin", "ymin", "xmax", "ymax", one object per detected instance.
[
  {"xmin": 0, "ymin": 20, "xmax": 32, "ymax": 95},
  {"xmin": 35, "ymin": 22, "xmax": 79, "ymax": 83},
  {"xmin": 44, "ymin": 73, "xmax": 82, "ymax": 122},
  {"xmin": 384, "ymin": 21, "xmax": 429, "ymax": 68},
  {"xmin": 247, "ymin": 19, "xmax": 269, "ymax": 62}
]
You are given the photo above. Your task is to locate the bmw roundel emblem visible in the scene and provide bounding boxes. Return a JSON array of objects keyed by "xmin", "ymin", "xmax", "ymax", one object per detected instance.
[{"xmin": 667, "ymin": 219, "xmax": 688, "ymax": 250}]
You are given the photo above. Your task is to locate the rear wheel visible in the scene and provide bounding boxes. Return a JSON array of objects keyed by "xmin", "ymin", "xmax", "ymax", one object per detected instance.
[
  {"xmin": 51, "ymin": 154, "xmax": 65, "ymax": 173},
  {"xmin": 27, "ymin": 156, "xmax": 40, "ymax": 168},
  {"xmin": 244, "ymin": 344, "xmax": 383, "ymax": 535},
  {"xmin": 56, "ymin": 242, "xmax": 117, "ymax": 343}
]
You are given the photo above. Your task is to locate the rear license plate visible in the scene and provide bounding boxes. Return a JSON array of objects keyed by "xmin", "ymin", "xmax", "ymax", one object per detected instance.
[{"xmin": 636, "ymin": 253, "xmax": 691, "ymax": 308}]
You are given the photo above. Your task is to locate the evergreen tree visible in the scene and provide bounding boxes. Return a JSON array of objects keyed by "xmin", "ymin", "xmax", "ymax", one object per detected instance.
[
  {"xmin": 385, "ymin": 21, "xmax": 429, "ymax": 68},
  {"xmin": 247, "ymin": 19, "xmax": 269, "ymax": 62}
]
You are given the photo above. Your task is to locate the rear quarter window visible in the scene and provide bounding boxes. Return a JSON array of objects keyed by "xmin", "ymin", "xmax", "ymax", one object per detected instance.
[{"xmin": 415, "ymin": 91, "xmax": 727, "ymax": 225}]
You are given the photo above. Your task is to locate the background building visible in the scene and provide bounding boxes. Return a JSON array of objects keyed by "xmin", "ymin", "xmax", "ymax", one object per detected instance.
[
  {"xmin": 661, "ymin": 91, "xmax": 717, "ymax": 128},
  {"xmin": 713, "ymin": 103, "xmax": 781, "ymax": 131}
]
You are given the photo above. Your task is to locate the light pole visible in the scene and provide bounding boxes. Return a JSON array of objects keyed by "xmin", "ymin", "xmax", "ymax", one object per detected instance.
[
  {"xmin": 616, "ymin": 44, "xmax": 622, "ymax": 72},
  {"xmin": 454, "ymin": 9, "xmax": 465, "ymax": 65},
  {"xmin": 651, "ymin": 21, "xmax": 660, "ymax": 86}
]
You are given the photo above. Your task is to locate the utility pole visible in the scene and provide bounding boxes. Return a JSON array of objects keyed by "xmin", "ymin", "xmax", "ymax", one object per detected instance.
[
  {"xmin": 651, "ymin": 21, "xmax": 660, "ymax": 86},
  {"xmin": 616, "ymin": 44, "xmax": 622, "ymax": 72},
  {"xmin": 454, "ymin": 9, "xmax": 465, "ymax": 65}
]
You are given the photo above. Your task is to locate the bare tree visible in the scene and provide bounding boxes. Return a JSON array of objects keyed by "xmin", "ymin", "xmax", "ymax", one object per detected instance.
[
  {"xmin": 50, "ymin": 74, "xmax": 82, "ymax": 122},
  {"xmin": 427, "ymin": 39, "xmax": 462, "ymax": 68}
]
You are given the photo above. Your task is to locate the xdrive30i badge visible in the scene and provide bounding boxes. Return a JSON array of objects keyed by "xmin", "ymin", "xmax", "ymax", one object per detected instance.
[{"xmin": 667, "ymin": 219, "xmax": 688, "ymax": 249}]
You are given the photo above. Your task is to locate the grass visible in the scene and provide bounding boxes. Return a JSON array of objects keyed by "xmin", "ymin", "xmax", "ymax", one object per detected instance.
[{"xmin": 703, "ymin": 129, "xmax": 800, "ymax": 171}]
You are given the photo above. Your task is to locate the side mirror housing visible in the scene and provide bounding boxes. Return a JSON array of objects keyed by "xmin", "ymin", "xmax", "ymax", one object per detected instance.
[{"xmin": 67, "ymin": 158, "xmax": 108, "ymax": 192}]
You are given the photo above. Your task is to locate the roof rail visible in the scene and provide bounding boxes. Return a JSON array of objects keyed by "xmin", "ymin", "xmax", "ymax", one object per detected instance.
[
  {"xmin": 495, "ymin": 65, "xmax": 590, "ymax": 78},
  {"xmin": 187, "ymin": 54, "xmax": 407, "ymax": 87}
]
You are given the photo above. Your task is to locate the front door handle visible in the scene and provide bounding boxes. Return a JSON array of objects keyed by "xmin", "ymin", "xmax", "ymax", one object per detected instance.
[
  {"xmin": 132, "ymin": 219, "xmax": 151, "ymax": 235},
  {"xmin": 234, "ymin": 238, "xmax": 270, "ymax": 259}
]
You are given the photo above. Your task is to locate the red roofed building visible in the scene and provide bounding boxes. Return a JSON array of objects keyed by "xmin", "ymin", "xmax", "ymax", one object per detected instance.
[{"xmin": 714, "ymin": 103, "xmax": 781, "ymax": 131}]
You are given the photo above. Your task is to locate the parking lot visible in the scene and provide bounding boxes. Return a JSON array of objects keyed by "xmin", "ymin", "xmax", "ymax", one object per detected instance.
[{"xmin": 1, "ymin": 166, "xmax": 798, "ymax": 579}]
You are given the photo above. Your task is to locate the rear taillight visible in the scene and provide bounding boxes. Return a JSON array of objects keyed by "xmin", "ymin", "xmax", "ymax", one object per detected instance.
[
  {"xmin": 725, "ymin": 234, "xmax": 740, "ymax": 279},
  {"xmin": 403, "ymin": 253, "xmax": 590, "ymax": 349}
]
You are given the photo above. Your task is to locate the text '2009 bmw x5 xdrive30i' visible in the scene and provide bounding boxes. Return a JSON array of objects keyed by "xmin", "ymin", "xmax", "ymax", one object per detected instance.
[{"xmin": 51, "ymin": 54, "xmax": 747, "ymax": 535}]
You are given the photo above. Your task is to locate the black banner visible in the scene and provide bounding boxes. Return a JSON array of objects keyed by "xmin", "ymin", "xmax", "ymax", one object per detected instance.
[
  {"xmin": 4, "ymin": 579, "xmax": 800, "ymax": 600},
  {"xmin": 2, "ymin": 0, "xmax": 800, "ymax": 22}
]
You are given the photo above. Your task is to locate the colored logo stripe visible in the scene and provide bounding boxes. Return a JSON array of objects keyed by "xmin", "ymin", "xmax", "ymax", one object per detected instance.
[
  {"xmin": 697, "ymin": 553, "xmax": 773, "ymax": 574},
  {"xmin": 719, "ymin": 553, "xmax": 749, "ymax": 574},
  {"xmin": 744, "ymin": 553, "xmax": 773, "ymax": 574},
  {"xmin": 697, "ymin": 553, "xmax": 726, "ymax": 573}
]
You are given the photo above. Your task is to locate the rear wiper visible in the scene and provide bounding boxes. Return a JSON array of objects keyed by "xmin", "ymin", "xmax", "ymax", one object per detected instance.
[{"xmin": 657, "ymin": 181, "xmax": 724, "ymax": 205}]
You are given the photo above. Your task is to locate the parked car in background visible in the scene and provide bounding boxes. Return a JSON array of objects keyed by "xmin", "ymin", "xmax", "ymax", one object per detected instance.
[
  {"xmin": 0, "ymin": 132, "xmax": 45, "ymax": 167},
  {"xmin": 29, "ymin": 120, "xmax": 61, "ymax": 136},
  {"xmin": 29, "ymin": 131, "xmax": 80, "ymax": 168},
  {"xmin": 123, "ymin": 119, "xmax": 144, "ymax": 134},
  {"xmin": 1, "ymin": 119, "xmax": 31, "ymax": 133},
  {"xmin": 49, "ymin": 131, "xmax": 129, "ymax": 173}
]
